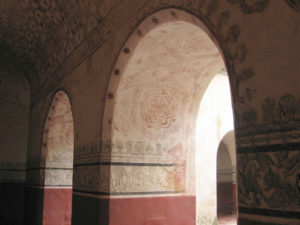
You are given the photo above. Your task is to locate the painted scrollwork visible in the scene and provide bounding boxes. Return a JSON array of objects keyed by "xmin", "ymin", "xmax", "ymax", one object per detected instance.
[
  {"xmin": 278, "ymin": 94, "xmax": 297, "ymax": 121},
  {"xmin": 110, "ymin": 166, "xmax": 183, "ymax": 193},
  {"xmin": 0, "ymin": 0, "xmax": 105, "ymax": 91},
  {"xmin": 285, "ymin": 0, "xmax": 300, "ymax": 11},
  {"xmin": 238, "ymin": 152, "xmax": 300, "ymax": 210}
]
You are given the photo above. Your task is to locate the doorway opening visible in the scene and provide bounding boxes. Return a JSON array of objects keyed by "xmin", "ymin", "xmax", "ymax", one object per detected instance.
[
  {"xmin": 217, "ymin": 131, "xmax": 237, "ymax": 225},
  {"xmin": 195, "ymin": 71, "xmax": 237, "ymax": 225},
  {"xmin": 41, "ymin": 91, "xmax": 74, "ymax": 225}
]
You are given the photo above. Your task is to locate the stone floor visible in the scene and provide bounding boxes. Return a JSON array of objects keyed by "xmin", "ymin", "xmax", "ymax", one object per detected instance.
[{"xmin": 218, "ymin": 214, "xmax": 237, "ymax": 225}]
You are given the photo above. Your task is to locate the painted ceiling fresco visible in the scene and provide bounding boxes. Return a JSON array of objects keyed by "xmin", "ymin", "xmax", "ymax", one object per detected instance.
[
  {"xmin": 0, "ymin": 0, "xmax": 295, "ymax": 95},
  {"xmin": 0, "ymin": 0, "xmax": 107, "ymax": 91}
]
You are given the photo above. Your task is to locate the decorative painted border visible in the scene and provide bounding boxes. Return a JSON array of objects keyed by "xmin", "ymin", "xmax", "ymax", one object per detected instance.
[
  {"xmin": 74, "ymin": 162, "xmax": 184, "ymax": 167},
  {"xmin": 240, "ymin": 207, "xmax": 300, "ymax": 219},
  {"xmin": 237, "ymin": 142, "xmax": 300, "ymax": 154},
  {"xmin": 26, "ymin": 167, "xmax": 73, "ymax": 186},
  {"xmin": 73, "ymin": 189, "xmax": 184, "ymax": 196}
]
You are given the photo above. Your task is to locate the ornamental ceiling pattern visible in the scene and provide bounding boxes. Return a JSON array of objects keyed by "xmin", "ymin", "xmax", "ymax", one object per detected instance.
[
  {"xmin": 0, "ymin": 0, "xmax": 107, "ymax": 91},
  {"xmin": 0, "ymin": 0, "xmax": 291, "ymax": 95}
]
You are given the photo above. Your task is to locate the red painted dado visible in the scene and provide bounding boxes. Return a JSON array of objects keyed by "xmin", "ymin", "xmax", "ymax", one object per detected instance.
[
  {"xmin": 110, "ymin": 196, "xmax": 195, "ymax": 225},
  {"xmin": 43, "ymin": 188, "xmax": 72, "ymax": 225}
]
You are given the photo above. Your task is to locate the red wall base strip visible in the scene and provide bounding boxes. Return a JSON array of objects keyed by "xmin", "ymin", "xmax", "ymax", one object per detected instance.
[
  {"xmin": 43, "ymin": 188, "xmax": 72, "ymax": 225},
  {"xmin": 110, "ymin": 195, "xmax": 195, "ymax": 225}
]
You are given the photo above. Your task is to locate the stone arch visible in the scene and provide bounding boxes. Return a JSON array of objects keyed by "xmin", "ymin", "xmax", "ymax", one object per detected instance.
[
  {"xmin": 102, "ymin": 8, "xmax": 237, "ymax": 225},
  {"xmin": 219, "ymin": 130, "xmax": 236, "ymax": 172},
  {"xmin": 102, "ymin": 8, "xmax": 236, "ymax": 144},
  {"xmin": 41, "ymin": 90, "xmax": 74, "ymax": 225}
]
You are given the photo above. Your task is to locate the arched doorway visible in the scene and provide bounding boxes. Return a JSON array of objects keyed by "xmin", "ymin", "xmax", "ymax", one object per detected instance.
[
  {"xmin": 217, "ymin": 131, "xmax": 237, "ymax": 225},
  {"xmin": 41, "ymin": 91, "xmax": 74, "ymax": 225},
  {"xmin": 195, "ymin": 72, "xmax": 236, "ymax": 225},
  {"xmin": 102, "ymin": 9, "xmax": 236, "ymax": 225}
]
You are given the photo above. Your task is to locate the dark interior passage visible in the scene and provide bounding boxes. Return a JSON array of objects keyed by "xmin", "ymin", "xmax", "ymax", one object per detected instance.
[{"xmin": 217, "ymin": 138, "xmax": 237, "ymax": 225}]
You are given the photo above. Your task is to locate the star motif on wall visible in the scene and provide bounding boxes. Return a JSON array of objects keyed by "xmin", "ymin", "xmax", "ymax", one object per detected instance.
[
  {"xmin": 114, "ymin": 68, "xmax": 120, "ymax": 75},
  {"xmin": 107, "ymin": 92, "xmax": 114, "ymax": 100},
  {"xmin": 152, "ymin": 17, "xmax": 159, "ymax": 24},
  {"xmin": 136, "ymin": 29, "xmax": 143, "ymax": 36},
  {"xmin": 123, "ymin": 47, "xmax": 130, "ymax": 54},
  {"xmin": 170, "ymin": 11, "xmax": 177, "ymax": 18}
]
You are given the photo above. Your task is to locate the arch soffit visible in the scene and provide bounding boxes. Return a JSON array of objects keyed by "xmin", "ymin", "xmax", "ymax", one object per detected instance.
[
  {"xmin": 102, "ymin": 8, "xmax": 233, "ymax": 144},
  {"xmin": 218, "ymin": 130, "xmax": 236, "ymax": 167},
  {"xmin": 217, "ymin": 141, "xmax": 233, "ymax": 168}
]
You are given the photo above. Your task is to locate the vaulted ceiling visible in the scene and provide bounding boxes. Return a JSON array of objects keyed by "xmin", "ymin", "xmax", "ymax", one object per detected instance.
[
  {"xmin": 0, "ymin": 0, "xmax": 107, "ymax": 92},
  {"xmin": 1, "ymin": 0, "xmax": 298, "ymax": 94}
]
